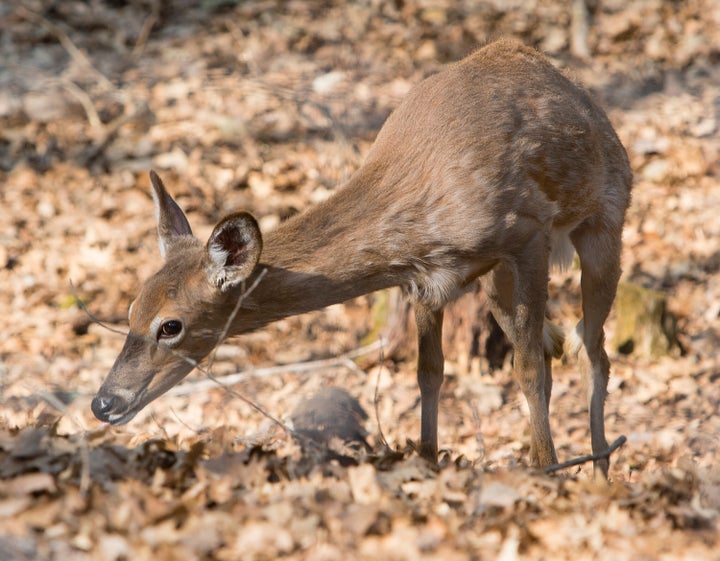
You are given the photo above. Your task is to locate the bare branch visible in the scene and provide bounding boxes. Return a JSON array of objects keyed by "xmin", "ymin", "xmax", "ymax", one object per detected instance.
[
  {"xmin": 372, "ymin": 344, "xmax": 390, "ymax": 450},
  {"xmin": 131, "ymin": 1, "xmax": 160, "ymax": 60},
  {"xmin": 570, "ymin": 0, "xmax": 591, "ymax": 59},
  {"xmin": 205, "ymin": 268, "xmax": 268, "ymax": 374},
  {"xmin": 77, "ymin": 260, "xmax": 383, "ymax": 452},
  {"xmin": 61, "ymin": 79, "xmax": 102, "ymax": 129},
  {"xmin": 203, "ymin": 369, "xmax": 293, "ymax": 435},
  {"xmin": 167, "ymin": 338, "xmax": 386, "ymax": 396},
  {"xmin": 544, "ymin": 435, "xmax": 627, "ymax": 474},
  {"xmin": 70, "ymin": 280, "xmax": 129, "ymax": 338},
  {"xmin": 17, "ymin": 5, "xmax": 114, "ymax": 91}
]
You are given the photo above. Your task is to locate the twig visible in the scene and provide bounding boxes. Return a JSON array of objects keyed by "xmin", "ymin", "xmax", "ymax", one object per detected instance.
[
  {"xmin": 17, "ymin": 5, "xmax": 114, "ymax": 91},
  {"xmin": 75, "ymin": 251, "xmax": 384, "ymax": 452},
  {"xmin": 70, "ymin": 280, "xmax": 129, "ymax": 338},
  {"xmin": 471, "ymin": 403, "xmax": 485, "ymax": 463},
  {"xmin": 570, "ymin": 0, "xmax": 591, "ymax": 60},
  {"xmin": 81, "ymin": 102, "xmax": 153, "ymax": 166},
  {"xmin": 61, "ymin": 79, "xmax": 102, "ymax": 129},
  {"xmin": 167, "ymin": 408, "xmax": 202, "ymax": 435},
  {"xmin": 75, "ymin": 276, "xmax": 296, "ymax": 443},
  {"xmin": 167, "ymin": 338, "xmax": 386, "ymax": 396},
  {"xmin": 372, "ymin": 344, "xmax": 390, "ymax": 450},
  {"xmin": 131, "ymin": 1, "xmax": 160, "ymax": 60},
  {"xmin": 203, "ymin": 369, "xmax": 293, "ymax": 435},
  {"xmin": 205, "ymin": 268, "xmax": 268, "ymax": 374},
  {"xmin": 544, "ymin": 435, "xmax": 628, "ymax": 474},
  {"xmin": 75, "ymin": 272, "xmax": 375, "ymax": 445}
]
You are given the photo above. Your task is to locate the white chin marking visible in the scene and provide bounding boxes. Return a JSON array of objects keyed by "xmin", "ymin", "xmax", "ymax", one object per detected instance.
[{"xmin": 108, "ymin": 410, "xmax": 139, "ymax": 426}]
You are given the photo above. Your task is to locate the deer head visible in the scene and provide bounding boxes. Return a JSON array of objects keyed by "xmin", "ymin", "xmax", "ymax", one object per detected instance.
[{"xmin": 91, "ymin": 171, "xmax": 262, "ymax": 424}]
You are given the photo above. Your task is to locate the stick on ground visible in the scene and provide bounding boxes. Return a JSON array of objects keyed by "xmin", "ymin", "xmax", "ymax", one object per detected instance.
[{"xmin": 544, "ymin": 435, "xmax": 628, "ymax": 474}]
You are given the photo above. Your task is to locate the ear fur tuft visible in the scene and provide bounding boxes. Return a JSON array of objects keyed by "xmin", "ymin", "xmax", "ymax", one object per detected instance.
[{"xmin": 206, "ymin": 212, "xmax": 263, "ymax": 291}]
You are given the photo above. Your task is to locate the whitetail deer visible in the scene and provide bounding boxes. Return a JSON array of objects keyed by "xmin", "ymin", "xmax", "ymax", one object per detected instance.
[{"xmin": 92, "ymin": 39, "xmax": 631, "ymax": 476}]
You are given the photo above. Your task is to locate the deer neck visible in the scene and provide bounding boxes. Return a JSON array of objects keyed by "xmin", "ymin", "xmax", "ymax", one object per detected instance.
[{"xmin": 231, "ymin": 171, "xmax": 400, "ymax": 331}]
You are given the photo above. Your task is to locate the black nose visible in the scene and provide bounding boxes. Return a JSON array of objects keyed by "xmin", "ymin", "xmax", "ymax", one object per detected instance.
[{"xmin": 91, "ymin": 395, "xmax": 119, "ymax": 422}]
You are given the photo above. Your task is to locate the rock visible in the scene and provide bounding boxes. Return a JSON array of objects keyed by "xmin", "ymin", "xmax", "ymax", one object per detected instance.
[{"xmin": 290, "ymin": 387, "xmax": 369, "ymax": 449}]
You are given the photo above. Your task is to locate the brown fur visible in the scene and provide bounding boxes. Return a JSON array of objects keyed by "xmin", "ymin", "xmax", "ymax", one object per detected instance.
[{"xmin": 93, "ymin": 40, "xmax": 632, "ymax": 477}]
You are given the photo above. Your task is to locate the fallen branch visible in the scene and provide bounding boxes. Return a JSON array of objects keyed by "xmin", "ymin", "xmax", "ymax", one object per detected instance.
[
  {"xmin": 81, "ymin": 102, "xmax": 153, "ymax": 166},
  {"xmin": 17, "ymin": 5, "xmax": 114, "ymax": 91},
  {"xmin": 166, "ymin": 338, "xmax": 386, "ymax": 397},
  {"xmin": 205, "ymin": 269, "xmax": 268, "ymax": 375},
  {"xmin": 61, "ymin": 79, "xmax": 102, "ymax": 129},
  {"xmin": 70, "ymin": 280, "xmax": 129, "ymax": 338},
  {"xmin": 544, "ymin": 435, "xmax": 628, "ymax": 474},
  {"xmin": 131, "ymin": 0, "xmax": 160, "ymax": 60},
  {"xmin": 204, "ymin": 369, "xmax": 294, "ymax": 437},
  {"xmin": 372, "ymin": 344, "xmax": 390, "ymax": 450}
]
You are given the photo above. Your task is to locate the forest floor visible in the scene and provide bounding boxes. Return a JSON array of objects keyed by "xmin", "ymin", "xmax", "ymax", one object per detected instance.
[{"xmin": 1, "ymin": 1, "xmax": 719, "ymax": 559}]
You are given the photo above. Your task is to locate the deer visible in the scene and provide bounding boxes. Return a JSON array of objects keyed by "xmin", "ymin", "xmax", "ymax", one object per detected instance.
[{"xmin": 91, "ymin": 39, "xmax": 632, "ymax": 477}]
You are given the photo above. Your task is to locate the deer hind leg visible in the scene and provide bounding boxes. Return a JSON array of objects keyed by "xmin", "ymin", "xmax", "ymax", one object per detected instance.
[
  {"xmin": 481, "ymin": 234, "xmax": 558, "ymax": 468},
  {"xmin": 570, "ymin": 222, "xmax": 623, "ymax": 478},
  {"xmin": 414, "ymin": 303, "xmax": 445, "ymax": 460}
]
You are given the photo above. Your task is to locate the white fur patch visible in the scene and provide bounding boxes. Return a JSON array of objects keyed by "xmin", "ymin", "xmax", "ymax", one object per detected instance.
[
  {"xmin": 565, "ymin": 319, "xmax": 585, "ymax": 357},
  {"xmin": 403, "ymin": 262, "xmax": 464, "ymax": 309},
  {"xmin": 543, "ymin": 319, "xmax": 565, "ymax": 359},
  {"xmin": 208, "ymin": 242, "xmax": 230, "ymax": 267}
]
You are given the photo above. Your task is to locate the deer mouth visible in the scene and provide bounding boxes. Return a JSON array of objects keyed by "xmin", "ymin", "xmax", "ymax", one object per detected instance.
[
  {"xmin": 106, "ymin": 409, "xmax": 140, "ymax": 426},
  {"xmin": 91, "ymin": 391, "xmax": 145, "ymax": 425}
]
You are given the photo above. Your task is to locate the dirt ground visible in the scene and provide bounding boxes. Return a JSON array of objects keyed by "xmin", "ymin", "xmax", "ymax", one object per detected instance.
[{"xmin": 1, "ymin": 1, "xmax": 719, "ymax": 559}]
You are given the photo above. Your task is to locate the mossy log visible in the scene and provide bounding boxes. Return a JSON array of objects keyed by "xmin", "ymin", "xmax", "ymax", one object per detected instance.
[{"xmin": 613, "ymin": 281, "xmax": 677, "ymax": 359}]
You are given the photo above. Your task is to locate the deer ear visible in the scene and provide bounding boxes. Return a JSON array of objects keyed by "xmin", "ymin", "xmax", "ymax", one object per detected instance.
[
  {"xmin": 206, "ymin": 212, "xmax": 263, "ymax": 291},
  {"xmin": 149, "ymin": 170, "xmax": 193, "ymax": 258}
]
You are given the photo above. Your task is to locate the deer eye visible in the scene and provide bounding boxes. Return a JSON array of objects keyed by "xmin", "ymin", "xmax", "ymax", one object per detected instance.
[{"xmin": 158, "ymin": 319, "xmax": 183, "ymax": 340}]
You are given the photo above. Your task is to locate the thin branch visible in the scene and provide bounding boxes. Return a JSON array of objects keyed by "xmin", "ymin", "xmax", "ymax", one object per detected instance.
[
  {"xmin": 17, "ymin": 5, "xmax": 114, "ymax": 91},
  {"xmin": 189, "ymin": 268, "xmax": 293, "ymax": 435},
  {"xmin": 372, "ymin": 344, "xmax": 390, "ymax": 450},
  {"xmin": 131, "ymin": 1, "xmax": 160, "ymax": 60},
  {"xmin": 570, "ymin": 0, "xmax": 591, "ymax": 60},
  {"xmin": 167, "ymin": 338, "xmax": 386, "ymax": 396},
  {"xmin": 203, "ymin": 369, "xmax": 292, "ymax": 435},
  {"xmin": 61, "ymin": 79, "xmax": 102, "ymax": 129},
  {"xmin": 75, "ymin": 262, "xmax": 384, "ymax": 452},
  {"xmin": 471, "ymin": 403, "xmax": 485, "ymax": 463},
  {"xmin": 81, "ymin": 101, "xmax": 153, "ymax": 165},
  {"xmin": 205, "ymin": 268, "xmax": 268, "ymax": 374},
  {"xmin": 74, "ymin": 273, "xmax": 353, "ymax": 443},
  {"xmin": 544, "ymin": 435, "xmax": 628, "ymax": 474},
  {"xmin": 70, "ymin": 280, "xmax": 129, "ymax": 338},
  {"xmin": 167, "ymin": 408, "xmax": 202, "ymax": 435}
]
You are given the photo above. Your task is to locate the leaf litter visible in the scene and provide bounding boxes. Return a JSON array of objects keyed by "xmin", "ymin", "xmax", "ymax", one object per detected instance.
[{"xmin": 1, "ymin": 0, "xmax": 719, "ymax": 559}]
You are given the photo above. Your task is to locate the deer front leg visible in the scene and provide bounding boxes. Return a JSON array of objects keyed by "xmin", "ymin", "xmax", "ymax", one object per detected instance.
[{"xmin": 414, "ymin": 303, "xmax": 445, "ymax": 460}]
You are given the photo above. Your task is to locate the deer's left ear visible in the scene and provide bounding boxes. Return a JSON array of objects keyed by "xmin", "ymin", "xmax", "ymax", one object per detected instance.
[
  {"xmin": 150, "ymin": 170, "xmax": 193, "ymax": 258},
  {"xmin": 206, "ymin": 212, "xmax": 263, "ymax": 291}
]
